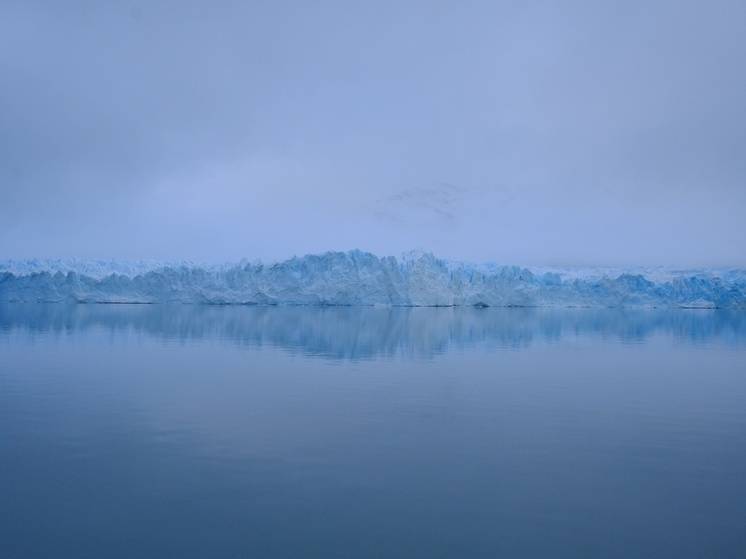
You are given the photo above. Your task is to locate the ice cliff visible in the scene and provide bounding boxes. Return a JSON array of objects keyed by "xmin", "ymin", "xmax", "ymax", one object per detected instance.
[{"xmin": 1, "ymin": 251, "xmax": 745, "ymax": 308}]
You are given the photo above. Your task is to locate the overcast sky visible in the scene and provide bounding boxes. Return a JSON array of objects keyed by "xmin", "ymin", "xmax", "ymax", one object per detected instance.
[{"xmin": 1, "ymin": 0, "xmax": 745, "ymax": 266}]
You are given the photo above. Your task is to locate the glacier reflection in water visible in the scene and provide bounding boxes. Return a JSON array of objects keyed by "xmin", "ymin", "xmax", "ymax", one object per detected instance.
[
  {"xmin": 1, "ymin": 304, "xmax": 746, "ymax": 358},
  {"xmin": 2, "ymin": 304, "xmax": 746, "ymax": 559}
]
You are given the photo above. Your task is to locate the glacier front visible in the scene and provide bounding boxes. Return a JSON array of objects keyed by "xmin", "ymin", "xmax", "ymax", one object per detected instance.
[{"xmin": 1, "ymin": 251, "xmax": 745, "ymax": 308}]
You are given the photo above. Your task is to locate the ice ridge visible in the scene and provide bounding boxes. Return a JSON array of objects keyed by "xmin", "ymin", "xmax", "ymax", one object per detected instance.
[{"xmin": 1, "ymin": 251, "xmax": 745, "ymax": 308}]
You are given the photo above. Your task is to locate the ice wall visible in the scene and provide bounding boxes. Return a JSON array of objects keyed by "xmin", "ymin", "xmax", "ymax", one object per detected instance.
[{"xmin": 2, "ymin": 251, "xmax": 745, "ymax": 308}]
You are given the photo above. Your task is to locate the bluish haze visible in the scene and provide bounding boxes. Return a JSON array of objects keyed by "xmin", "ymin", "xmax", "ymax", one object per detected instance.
[{"xmin": 1, "ymin": 0, "xmax": 745, "ymax": 265}]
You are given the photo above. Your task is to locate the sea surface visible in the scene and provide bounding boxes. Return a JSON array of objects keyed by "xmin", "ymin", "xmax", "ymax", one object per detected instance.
[{"xmin": 1, "ymin": 304, "xmax": 746, "ymax": 558}]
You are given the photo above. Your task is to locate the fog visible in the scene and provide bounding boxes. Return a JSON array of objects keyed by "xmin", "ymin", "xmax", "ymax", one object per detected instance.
[{"xmin": 2, "ymin": 0, "xmax": 745, "ymax": 266}]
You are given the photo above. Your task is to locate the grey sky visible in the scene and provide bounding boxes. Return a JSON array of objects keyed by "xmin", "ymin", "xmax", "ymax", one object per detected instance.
[{"xmin": 1, "ymin": 0, "xmax": 745, "ymax": 266}]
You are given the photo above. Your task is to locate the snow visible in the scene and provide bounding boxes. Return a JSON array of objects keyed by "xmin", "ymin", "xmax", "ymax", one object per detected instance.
[{"xmin": 1, "ymin": 251, "xmax": 745, "ymax": 308}]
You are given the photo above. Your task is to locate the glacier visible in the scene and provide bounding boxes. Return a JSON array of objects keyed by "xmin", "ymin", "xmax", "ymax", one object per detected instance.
[{"xmin": 1, "ymin": 250, "xmax": 745, "ymax": 308}]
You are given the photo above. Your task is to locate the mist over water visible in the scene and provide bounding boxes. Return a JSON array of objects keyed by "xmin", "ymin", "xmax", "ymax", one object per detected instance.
[{"xmin": 3, "ymin": 1, "xmax": 746, "ymax": 557}]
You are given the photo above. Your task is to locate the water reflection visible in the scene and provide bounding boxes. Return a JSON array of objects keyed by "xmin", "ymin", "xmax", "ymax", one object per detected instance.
[{"xmin": 2, "ymin": 304, "xmax": 745, "ymax": 359}]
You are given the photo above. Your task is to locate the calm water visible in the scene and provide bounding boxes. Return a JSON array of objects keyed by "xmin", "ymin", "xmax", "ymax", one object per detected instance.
[{"xmin": 2, "ymin": 305, "xmax": 746, "ymax": 558}]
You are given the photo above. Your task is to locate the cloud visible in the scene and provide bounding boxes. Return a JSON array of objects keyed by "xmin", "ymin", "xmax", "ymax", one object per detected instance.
[
  {"xmin": 372, "ymin": 182, "xmax": 467, "ymax": 225},
  {"xmin": 1, "ymin": 0, "xmax": 745, "ymax": 265}
]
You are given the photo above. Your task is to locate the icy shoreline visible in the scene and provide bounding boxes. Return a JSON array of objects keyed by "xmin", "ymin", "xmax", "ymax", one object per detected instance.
[{"xmin": 2, "ymin": 251, "xmax": 745, "ymax": 309}]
